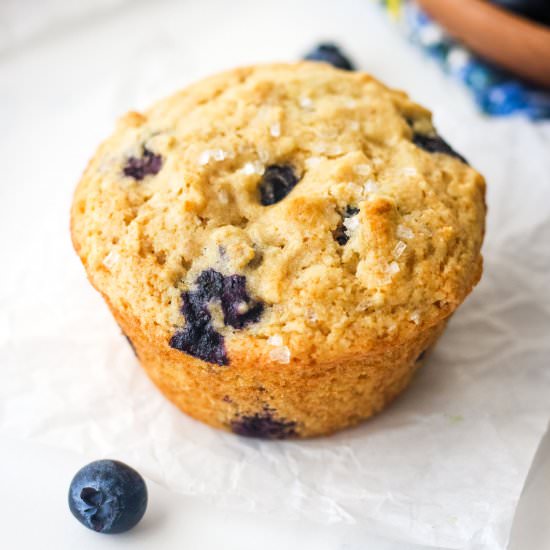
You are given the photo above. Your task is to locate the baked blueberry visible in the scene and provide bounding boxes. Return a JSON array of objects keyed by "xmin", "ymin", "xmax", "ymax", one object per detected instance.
[
  {"xmin": 123, "ymin": 334, "xmax": 137, "ymax": 356},
  {"xmin": 343, "ymin": 205, "xmax": 359, "ymax": 217},
  {"xmin": 68, "ymin": 459, "xmax": 147, "ymax": 534},
  {"xmin": 123, "ymin": 148, "xmax": 163, "ymax": 180},
  {"xmin": 412, "ymin": 133, "xmax": 468, "ymax": 164},
  {"xmin": 170, "ymin": 269, "xmax": 264, "ymax": 365},
  {"xmin": 231, "ymin": 408, "xmax": 297, "ymax": 439},
  {"xmin": 333, "ymin": 205, "xmax": 359, "ymax": 245},
  {"xmin": 116, "ymin": 324, "xmax": 137, "ymax": 356},
  {"xmin": 195, "ymin": 268, "xmax": 225, "ymax": 302},
  {"xmin": 303, "ymin": 43, "xmax": 355, "ymax": 71},
  {"xmin": 259, "ymin": 164, "xmax": 299, "ymax": 205},
  {"xmin": 169, "ymin": 286, "xmax": 228, "ymax": 365},
  {"xmin": 169, "ymin": 321, "xmax": 227, "ymax": 365},
  {"xmin": 221, "ymin": 275, "xmax": 264, "ymax": 329}
]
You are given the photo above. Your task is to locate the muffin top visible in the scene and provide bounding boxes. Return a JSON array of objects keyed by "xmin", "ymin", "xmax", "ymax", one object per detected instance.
[{"xmin": 71, "ymin": 62, "xmax": 485, "ymax": 366}]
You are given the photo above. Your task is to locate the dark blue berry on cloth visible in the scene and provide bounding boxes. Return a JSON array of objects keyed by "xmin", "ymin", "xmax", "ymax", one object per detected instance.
[
  {"xmin": 303, "ymin": 42, "xmax": 355, "ymax": 71},
  {"xmin": 123, "ymin": 148, "xmax": 162, "ymax": 180},
  {"xmin": 412, "ymin": 133, "xmax": 468, "ymax": 164},
  {"xmin": 68, "ymin": 460, "xmax": 147, "ymax": 534},
  {"xmin": 333, "ymin": 205, "xmax": 359, "ymax": 245},
  {"xmin": 259, "ymin": 164, "xmax": 300, "ymax": 205},
  {"xmin": 170, "ymin": 269, "xmax": 264, "ymax": 365},
  {"xmin": 231, "ymin": 408, "xmax": 297, "ymax": 439}
]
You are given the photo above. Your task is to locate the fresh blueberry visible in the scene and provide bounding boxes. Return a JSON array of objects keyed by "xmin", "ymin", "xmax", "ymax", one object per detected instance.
[
  {"xmin": 259, "ymin": 164, "xmax": 299, "ymax": 206},
  {"xmin": 412, "ymin": 133, "xmax": 468, "ymax": 164},
  {"xmin": 68, "ymin": 460, "xmax": 147, "ymax": 534},
  {"xmin": 303, "ymin": 42, "xmax": 355, "ymax": 71},
  {"xmin": 333, "ymin": 205, "xmax": 359, "ymax": 245},
  {"xmin": 170, "ymin": 269, "xmax": 264, "ymax": 365},
  {"xmin": 231, "ymin": 408, "xmax": 297, "ymax": 439},
  {"xmin": 123, "ymin": 148, "xmax": 163, "ymax": 181}
]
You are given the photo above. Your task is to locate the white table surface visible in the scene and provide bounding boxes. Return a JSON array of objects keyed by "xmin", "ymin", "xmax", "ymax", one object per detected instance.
[
  {"xmin": 1, "ymin": 1, "xmax": 548, "ymax": 548},
  {"xmin": 2, "ymin": 431, "xmax": 549, "ymax": 550}
]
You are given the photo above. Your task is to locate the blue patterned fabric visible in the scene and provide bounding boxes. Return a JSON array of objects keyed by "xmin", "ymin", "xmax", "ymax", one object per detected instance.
[{"xmin": 383, "ymin": 1, "xmax": 550, "ymax": 120}]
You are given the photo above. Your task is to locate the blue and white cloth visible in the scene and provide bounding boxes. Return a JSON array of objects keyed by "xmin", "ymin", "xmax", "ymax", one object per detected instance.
[{"xmin": 384, "ymin": 1, "xmax": 550, "ymax": 120}]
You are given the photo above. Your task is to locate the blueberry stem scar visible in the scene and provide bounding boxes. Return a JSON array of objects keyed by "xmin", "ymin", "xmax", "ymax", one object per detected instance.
[{"xmin": 68, "ymin": 459, "xmax": 147, "ymax": 534}]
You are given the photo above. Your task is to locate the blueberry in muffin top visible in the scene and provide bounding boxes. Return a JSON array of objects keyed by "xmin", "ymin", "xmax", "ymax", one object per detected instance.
[
  {"xmin": 259, "ymin": 164, "xmax": 300, "ymax": 206},
  {"xmin": 123, "ymin": 147, "xmax": 163, "ymax": 180},
  {"xmin": 333, "ymin": 205, "xmax": 360, "ymax": 245}
]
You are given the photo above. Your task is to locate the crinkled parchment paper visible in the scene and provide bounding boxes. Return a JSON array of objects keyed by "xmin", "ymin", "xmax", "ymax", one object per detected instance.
[{"xmin": 1, "ymin": 1, "xmax": 549, "ymax": 548}]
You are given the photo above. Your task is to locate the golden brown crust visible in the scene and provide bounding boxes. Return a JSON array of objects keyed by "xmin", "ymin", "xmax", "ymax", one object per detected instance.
[
  {"xmin": 108, "ymin": 292, "xmax": 448, "ymax": 437},
  {"xmin": 70, "ymin": 62, "xmax": 486, "ymax": 437}
]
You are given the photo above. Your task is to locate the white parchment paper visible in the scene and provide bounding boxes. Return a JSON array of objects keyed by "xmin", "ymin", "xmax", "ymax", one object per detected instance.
[{"xmin": 1, "ymin": 1, "xmax": 549, "ymax": 548}]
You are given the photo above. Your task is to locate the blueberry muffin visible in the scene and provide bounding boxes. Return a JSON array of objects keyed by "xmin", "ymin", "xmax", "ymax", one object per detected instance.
[{"xmin": 71, "ymin": 62, "xmax": 486, "ymax": 438}]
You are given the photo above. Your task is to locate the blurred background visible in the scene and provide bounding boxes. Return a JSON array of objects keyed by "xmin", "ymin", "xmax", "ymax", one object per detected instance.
[{"xmin": 2, "ymin": 0, "xmax": 549, "ymax": 118}]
